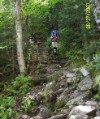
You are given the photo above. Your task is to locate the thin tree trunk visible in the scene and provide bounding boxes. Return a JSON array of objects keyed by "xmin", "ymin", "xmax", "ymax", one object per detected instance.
[{"xmin": 15, "ymin": 0, "xmax": 26, "ymax": 74}]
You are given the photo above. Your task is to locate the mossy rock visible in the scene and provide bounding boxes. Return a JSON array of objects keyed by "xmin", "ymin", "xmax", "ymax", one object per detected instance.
[{"xmin": 55, "ymin": 98, "xmax": 65, "ymax": 109}]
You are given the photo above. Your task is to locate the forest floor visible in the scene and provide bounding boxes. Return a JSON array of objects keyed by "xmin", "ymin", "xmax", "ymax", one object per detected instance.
[{"xmin": 0, "ymin": 42, "xmax": 100, "ymax": 119}]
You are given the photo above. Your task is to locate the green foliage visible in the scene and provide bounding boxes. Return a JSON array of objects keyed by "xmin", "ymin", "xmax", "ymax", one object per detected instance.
[
  {"xmin": 57, "ymin": 40, "xmax": 66, "ymax": 56},
  {"xmin": 0, "ymin": 0, "xmax": 14, "ymax": 46},
  {"xmin": 82, "ymin": 41, "xmax": 97, "ymax": 57},
  {"xmin": 59, "ymin": 0, "xmax": 85, "ymax": 43},
  {"xmin": 66, "ymin": 47, "xmax": 82, "ymax": 61},
  {"xmin": 22, "ymin": 0, "xmax": 48, "ymax": 39},
  {"xmin": 0, "ymin": 74, "xmax": 35, "ymax": 118},
  {"xmin": 0, "ymin": 96, "xmax": 18, "ymax": 119},
  {"xmin": 86, "ymin": 62, "xmax": 95, "ymax": 74},
  {"xmin": 21, "ymin": 96, "xmax": 37, "ymax": 114},
  {"xmin": 94, "ymin": 74, "xmax": 100, "ymax": 95},
  {"xmin": 4, "ymin": 75, "xmax": 32, "ymax": 96},
  {"xmin": 45, "ymin": 37, "xmax": 51, "ymax": 49},
  {"xmin": 55, "ymin": 98, "xmax": 64, "ymax": 109},
  {"xmin": 95, "ymin": 75, "xmax": 100, "ymax": 87},
  {"xmin": 94, "ymin": 94, "xmax": 100, "ymax": 99},
  {"xmin": 94, "ymin": 54, "xmax": 100, "ymax": 69},
  {"xmin": 49, "ymin": 0, "xmax": 60, "ymax": 5}
]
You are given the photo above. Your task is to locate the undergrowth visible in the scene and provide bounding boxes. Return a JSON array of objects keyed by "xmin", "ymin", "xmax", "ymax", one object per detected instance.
[{"xmin": 0, "ymin": 74, "xmax": 32, "ymax": 119}]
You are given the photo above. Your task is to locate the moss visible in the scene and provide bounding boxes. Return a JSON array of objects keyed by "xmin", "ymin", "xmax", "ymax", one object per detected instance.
[
  {"xmin": 41, "ymin": 88, "xmax": 46, "ymax": 97},
  {"xmin": 55, "ymin": 99, "xmax": 65, "ymax": 109},
  {"xmin": 94, "ymin": 94, "xmax": 100, "ymax": 99}
]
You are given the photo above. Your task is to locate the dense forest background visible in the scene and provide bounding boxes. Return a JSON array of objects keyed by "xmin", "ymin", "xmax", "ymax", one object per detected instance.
[
  {"xmin": 0, "ymin": 0, "xmax": 100, "ymax": 118},
  {"xmin": 0, "ymin": 0, "xmax": 100, "ymax": 74}
]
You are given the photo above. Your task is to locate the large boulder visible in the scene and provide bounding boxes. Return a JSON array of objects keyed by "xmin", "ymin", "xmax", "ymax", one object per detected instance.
[
  {"xmin": 68, "ymin": 105, "xmax": 96, "ymax": 119},
  {"xmin": 67, "ymin": 91, "xmax": 90, "ymax": 106},
  {"xmin": 55, "ymin": 88, "xmax": 71, "ymax": 108},
  {"xmin": 55, "ymin": 93, "xmax": 68, "ymax": 109},
  {"xmin": 44, "ymin": 81, "xmax": 59, "ymax": 102},
  {"xmin": 78, "ymin": 75, "xmax": 93, "ymax": 91}
]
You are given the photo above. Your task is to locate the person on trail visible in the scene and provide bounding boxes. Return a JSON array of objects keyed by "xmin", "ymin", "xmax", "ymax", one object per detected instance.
[{"xmin": 50, "ymin": 30, "xmax": 58, "ymax": 55}]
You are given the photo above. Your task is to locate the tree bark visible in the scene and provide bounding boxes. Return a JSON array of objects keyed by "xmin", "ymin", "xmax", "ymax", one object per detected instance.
[{"xmin": 15, "ymin": 0, "xmax": 26, "ymax": 74}]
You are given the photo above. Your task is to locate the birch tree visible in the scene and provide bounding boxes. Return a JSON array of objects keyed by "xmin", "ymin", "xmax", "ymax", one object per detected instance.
[{"xmin": 15, "ymin": 0, "xmax": 26, "ymax": 74}]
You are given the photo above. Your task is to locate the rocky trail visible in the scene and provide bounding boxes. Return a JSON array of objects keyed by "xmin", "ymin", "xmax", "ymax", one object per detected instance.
[{"xmin": 19, "ymin": 43, "xmax": 100, "ymax": 119}]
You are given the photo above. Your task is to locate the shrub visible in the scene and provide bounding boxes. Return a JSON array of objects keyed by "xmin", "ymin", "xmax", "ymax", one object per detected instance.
[
  {"xmin": 21, "ymin": 96, "xmax": 37, "ymax": 114},
  {"xmin": 4, "ymin": 75, "xmax": 32, "ymax": 96},
  {"xmin": 94, "ymin": 54, "xmax": 100, "ymax": 69},
  {"xmin": 0, "ymin": 96, "xmax": 18, "ymax": 119}
]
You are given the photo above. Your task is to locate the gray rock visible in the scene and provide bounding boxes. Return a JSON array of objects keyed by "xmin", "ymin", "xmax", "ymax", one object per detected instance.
[
  {"xmin": 67, "ymin": 95, "xmax": 84, "ymax": 106},
  {"xmin": 72, "ymin": 68, "xmax": 79, "ymax": 72},
  {"xmin": 85, "ymin": 100, "xmax": 98, "ymax": 106},
  {"xmin": 48, "ymin": 114, "xmax": 68, "ymax": 119},
  {"xmin": 78, "ymin": 75, "xmax": 93, "ymax": 91},
  {"xmin": 56, "ymin": 88, "xmax": 71, "ymax": 108},
  {"xmin": 35, "ymin": 115, "xmax": 43, "ymax": 119},
  {"xmin": 55, "ymin": 88, "xmax": 64, "ymax": 95},
  {"xmin": 46, "ymin": 91, "xmax": 57, "ymax": 102},
  {"xmin": 22, "ymin": 115, "xmax": 30, "ymax": 119},
  {"xmin": 84, "ymin": 56, "xmax": 93, "ymax": 63},
  {"xmin": 80, "ymin": 67, "xmax": 89, "ymax": 76},
  {"xmin": 68, "ymin": 105, "xmax": 96, "ymax": 118},
  {"xmin": 69, "ymin": 90, "xmax": 87, "ymax": 99},
  {"xmin": 63, "ymin": 71, "xmax": 78, "ymax": 84},
  {"xmin": 67, "ymin": 91, "xmax": 90, "ymax": 106},
  {"xmin": 67, "ymin": 77, "xmax": 77, "ymax": 84},
  {"xmin": 38, "ymin": 107, "xmax": 52, "ymax": 119},
  {"xmin": 46, "ymin": 64, "xmax": 61, "ymax": 74},
  {"xmin": 94, "ymin": 116, "xmax": 100, "ymax": 119},
  {"xmin": 69, "ymin": 114, "xmax": 89, "ymax": 119},
  {"xmin": 45, "ymin": 81, "xmax": 58, "ymax": 94},
  {"xmin": 45, "ymin": 81, "xmax": 59, "ymax": 102},
  {"xmin": 56, "ymin": 94, "xmax": 68, "ymax": 108},
  {"xmin": 58, "ymin": 76, "xmax": 67, "ymax": 87},
  {"xmin": 64, "ymin": 71, "xmax": 76, "ymax": 78}
]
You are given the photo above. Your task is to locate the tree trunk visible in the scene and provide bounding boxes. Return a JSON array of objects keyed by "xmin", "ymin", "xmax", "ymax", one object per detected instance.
[{"xmin": 15, "ymin": 0, "xmax": 26, "ymax": 74}]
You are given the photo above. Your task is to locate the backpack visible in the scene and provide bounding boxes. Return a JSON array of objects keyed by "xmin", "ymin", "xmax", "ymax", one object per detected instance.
[
  {"xmin": 50, "ymin": 30, "xmax": 59, "ymax": 42},
  {"xmin": 51, "ymin": 30, "xmax": 59, "ymax": 37}
]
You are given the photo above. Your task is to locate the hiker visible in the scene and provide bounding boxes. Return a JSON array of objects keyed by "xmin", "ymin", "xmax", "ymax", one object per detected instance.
[{"xmin": 50, "ymin": 30, "xmax": 58, "ymax": 55}]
